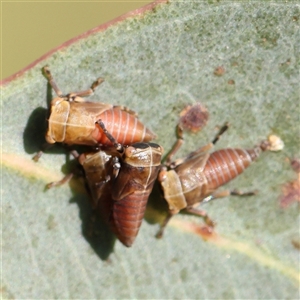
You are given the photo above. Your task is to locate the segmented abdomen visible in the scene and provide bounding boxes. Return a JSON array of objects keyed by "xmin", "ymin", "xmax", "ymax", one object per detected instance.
[
  {"xmin": 204, "ymin": 148, "xmax": 261, "ymax": 191},
  {"xmin": 110, "ymin": 193, "xmax": 149, "ymax": 247},
  {"xmin": 96, "ymin": 108, "xmax": 156, "ymax": 145}
]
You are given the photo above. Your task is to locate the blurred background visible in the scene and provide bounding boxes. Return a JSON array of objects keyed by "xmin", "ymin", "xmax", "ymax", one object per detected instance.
[{"xmin": 2, "ymin": 1, "xmax": 151, "ymax": 80}]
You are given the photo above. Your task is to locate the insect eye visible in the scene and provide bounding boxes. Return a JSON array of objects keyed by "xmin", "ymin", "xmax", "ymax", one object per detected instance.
[
  {"xmin": 158, "ymin": 170, "xmax": 167, "ymax": 182},
  {"xmin": 132, "ymin": 143, "xmax": 149, "ymax": 150},
  {"xmin": 148, "ymin": 143, "xmax": 160, "ymax": 149},
  {"xmin": 124, "ymin": 146, "xmax": 136, "ymax": 158}
]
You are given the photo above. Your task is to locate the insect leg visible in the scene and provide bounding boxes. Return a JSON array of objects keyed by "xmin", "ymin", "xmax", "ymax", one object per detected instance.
[
  {"xmin": 201, "ymin": 189, "xmax": 257, "ymax": 204},
  {"xmin": 94, "ymin": 175, "xmax": 111, "ymax": 188},
  {"xmin": 155, "ymin": 211, "xmax": 177, "ymax": 239},
  {"xmin": 45, "ymin": 150, "xmax": 80, "ymax": 189},
  {"xmin": 185, "ymin": 206, "xmax": 215, "ymax": 227},
  {"xmin": 32, "ymin": 151, "xmax": 43, "ymax": 162},
  {"xmin": 112, "ymin": 156, "xmax": 121, "ymax": 178},
  {"xmin": 156, "ymin": 205, "xmax": 216, "ymax": 239},
  {"xmin": 168, "ymin": 122, "xmax": 229, "ymax": 168},
  {"xmin": 211, "ymin": 122, "xmax": 229, "ymax": 145},
  {"xmin": 95, "ymin": 120, "xmax": 123, "ymax": 152},
  {"xmin": 43, "ymin": 66, "xmax": 104, "ymax": 98},
  {"xmin": 165, "ymin": 124, "xmax": 184, "ymax": 166},
  {"xmin": 32, "ymin": 142, "xmax": 54, "ymax": 162},
  {"xmin": 165, "ymin": 122, "xmax": 229, "ymax": 167},
  {"xmin": 46, "ymin": 173, "xmax": 74, "ymax": 189},
  {"xmin": 42, "ymin": 66, "xmax": 64, "ymax": 97},
  {"xmin": 230, "ymin": 189, "xmax": 258, "ymax": 196},
  {"xmin": 113, "ymin": 105, "xmax": 138, "ymax": 117},
  {"xmin": 70, "ymin": 77, "xmax": 105, "ymax": 98}
]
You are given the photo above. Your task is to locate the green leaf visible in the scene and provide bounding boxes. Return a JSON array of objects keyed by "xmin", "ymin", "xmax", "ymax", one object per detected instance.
[{"xmin": 2, "ymin": 1, "xmax": 299, "ymax": 299}]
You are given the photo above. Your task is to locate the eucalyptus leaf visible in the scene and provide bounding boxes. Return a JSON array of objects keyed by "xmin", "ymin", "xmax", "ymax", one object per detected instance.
[{"xmin": 2, "ymin": 1, "xmax": 299, "ymax": 299}]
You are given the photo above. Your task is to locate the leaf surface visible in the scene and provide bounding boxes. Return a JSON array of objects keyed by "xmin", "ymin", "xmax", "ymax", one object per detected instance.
[{"xmin": 2, "ymin": 1, "xmax": 299, "ymax": 299}]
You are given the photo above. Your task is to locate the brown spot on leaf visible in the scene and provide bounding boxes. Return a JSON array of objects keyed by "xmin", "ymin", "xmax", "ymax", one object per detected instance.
[
  {"xmin": 213, "ymin": 66, "xmax": 225, "ymax": 76},
  {"xmin": 192, "ymin": 224, "xmax": 216, "ymax": 241},
  {"xmin": 171, "ymin": 218, "xmax": 219, "ymax": 242},
  {"xmin": 291, "ymin": 158, "xmax": 300, "ymax": 173},
  {"xmin": 291, "ymin": 239, "xmax": 300, "ymax": 250},
  {"xmin": 279, "ymin": 158, "xmax": 300, "ymax": 208},
  {"xmin": 179, "ymin": 102, "xmax": 209, "ymax": 133}
]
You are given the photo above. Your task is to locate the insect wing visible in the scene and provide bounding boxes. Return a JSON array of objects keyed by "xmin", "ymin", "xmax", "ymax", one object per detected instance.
[
  {"xmin": 46, "ymin": 99, "xmax": 70, "ymax": 143},
  {"xmin": 47, "ymin": 99, "xmax": 112, "ymax": 144},
  {"xmin": 175, "ymin": 152, "xmax": 210, "ymax": 205},
  {"xmin": 111, "ymin": 144, "xmax": 162, "ymax": 200},
  {"xmin": 159, "ymin": 169, "xmax": 187, "ymax": 212},
  {"xmin": 175, "ymin": 152, "xmax": 209, "ymax": 187},
  {"xmin": 80, "ymin": 150, "xmax": 113, "ymax": 207},
  {"xmin": 64, "ymin": 101, "xmax": 113, "ymax": 145}
]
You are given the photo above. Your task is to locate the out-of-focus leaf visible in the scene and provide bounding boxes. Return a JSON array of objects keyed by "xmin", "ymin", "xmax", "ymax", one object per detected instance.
[{"xmin": 2, "ymin": 1, "xmax": 299, "ymax": 299}]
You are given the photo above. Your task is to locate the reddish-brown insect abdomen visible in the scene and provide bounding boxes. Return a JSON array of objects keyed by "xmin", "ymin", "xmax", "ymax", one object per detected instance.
[
  {"xmin": 204, "ymin": 148, "xmax": 260, "ymax": 191},
  {"xmin": 94, "ymin": 108, "xmax": 156, "ymax": 146},
  {"xmin": 108, "ymin": 143, "xmax": 163, "ymax": 247},
  {"xmin": 110, "ymin": 193, "xmax": 149, "ymax": 247}
]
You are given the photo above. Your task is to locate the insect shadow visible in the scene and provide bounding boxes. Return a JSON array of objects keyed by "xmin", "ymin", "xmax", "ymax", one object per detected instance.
[
  {"xmin": 23, "ymin": 77, "xmax": 116, "ymax": 260},
  {"xmin": 50, "ymin": 157, "xmax": 117, "ymax": 260},
  {"xmin": 23, "ymin": 106, "xmax": 48, "ymax": 154},
  {"xmin": 69, "ymin": 187, "xmax": 116, "ymax": 261},
  {"xmin": 23, "ymin": 76, "xmax": 64, "ymax": 156},
  {"xmin": 144, "ymin": 181, "xmax": 170, "ymax": 226}
]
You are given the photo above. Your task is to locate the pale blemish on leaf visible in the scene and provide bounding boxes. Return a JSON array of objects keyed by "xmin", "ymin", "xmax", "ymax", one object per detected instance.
[
  {"xmin": 2, "ymin": 1, "xmax": 299, "ymax": 299},
  {"xmin": 2, "ymin": 152, "xmax": 61, "ymax": 183},
  {"xmin": 171, "ymin": 218, "xmax": 300, "ymax": 285}
]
